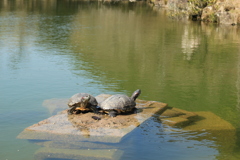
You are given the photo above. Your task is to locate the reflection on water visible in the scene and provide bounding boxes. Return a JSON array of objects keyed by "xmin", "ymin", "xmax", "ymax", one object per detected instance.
[
  {"xmin": 1, "ymin": 0, "xmax": 240, "ymax": 160},
  {"xmin": 181, "ymin": 26, "xmax": 200, "ymax": 60}
]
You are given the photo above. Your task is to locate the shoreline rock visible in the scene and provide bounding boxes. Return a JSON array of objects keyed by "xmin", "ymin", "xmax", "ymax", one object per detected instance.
[{"xmin": 150, "ymin": 0, "xmax": 240, "ymax": 25}]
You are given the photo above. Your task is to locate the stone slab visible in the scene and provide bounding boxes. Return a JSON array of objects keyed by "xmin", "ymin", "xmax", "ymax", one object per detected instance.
[
  {"xmin": 161, "ymin": 107, "xmax": 198, "ymax": 119},
  {"xmin": 18, "ymin": 94, "xmax": 168, "ymax": 143},
  {"xmin": 162, "ymin": 117, "xmax": 192, "ymax": 127},
  {"xmin": 183, "ymin": 111, "xmax": 235, "ymax": 131},
  {"xmin": 34, "ymin": 141, "xmax": 114, "ymax": 150},
  {"xmin": 34, "ymin": 147, "xmax": 123, "ymax": 160},
  {"xmin": 160, "ymin": 108, "xmax": 235, "ymax": 131},
  {"xmin": 160, "ymin": 106, "xmax": 198, "ymax": 127}
]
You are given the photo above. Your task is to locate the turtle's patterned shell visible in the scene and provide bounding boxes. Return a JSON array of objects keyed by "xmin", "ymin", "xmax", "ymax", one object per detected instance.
[
  {"xmin": 68, "ymin": 93, "xmax": 97, "ymax": 107},
  {"xmin": 100, "ymin": 94, "xmax": 136, "ymax": 111}
]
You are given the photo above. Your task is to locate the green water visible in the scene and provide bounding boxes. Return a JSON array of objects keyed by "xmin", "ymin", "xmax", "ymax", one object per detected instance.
[{"xmin": 1, "ymin": 0, "xmax": 240, "ymax": 159}]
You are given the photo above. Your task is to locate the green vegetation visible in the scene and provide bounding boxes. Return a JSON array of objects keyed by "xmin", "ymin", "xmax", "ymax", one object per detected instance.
[
  {"xmin": 188, "ymin": 0, "xmax": 217, "ymax": 8},
  {"xmin": 189, "ymin": 0, "xmax": 217, "ymax": 5},
  {"xmin": 168, "ymin": 0, "xmax": 219, "ymax": 22},
  {"xmin": 188, "ymin": 0, "xmax": 217, "ymax": 15}
]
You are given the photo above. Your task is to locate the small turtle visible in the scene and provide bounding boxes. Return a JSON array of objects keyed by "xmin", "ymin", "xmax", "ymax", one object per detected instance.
[
  {"xmin": 99, "ymin": 89, "xmax": 141, "ymax": 117},
  {"xmin": 68, "ymin": 93, "xmax": 98, "ymax": 115}
]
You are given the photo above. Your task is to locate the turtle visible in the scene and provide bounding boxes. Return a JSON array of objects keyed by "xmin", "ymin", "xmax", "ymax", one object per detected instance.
[
  {"xmin": 99, "ymin": 89, "xmax": 141, "ymax": 117},
  {"xmin": 67, "ymin": 93, "xmax": 98, "ymax": 115}
]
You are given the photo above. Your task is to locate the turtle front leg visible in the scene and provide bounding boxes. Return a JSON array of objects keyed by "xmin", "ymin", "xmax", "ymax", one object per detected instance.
[
  {"xmin": 108, "ymin": 110, "xmax": 118, "ymax": 117},
  {"xmin": 68, "ymin": 106, "xmax": 77, "ymax": 115},
  {"xmin": 90, "ymin": 106, "xmax": 101, "ymax": 114}
]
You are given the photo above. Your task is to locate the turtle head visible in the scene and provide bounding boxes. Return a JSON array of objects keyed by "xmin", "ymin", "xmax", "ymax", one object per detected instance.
[
  {"xmin": 78, "ymin": 95, "xmax": 91, "ymax": 109},
  {"xmin": 131, "ymin": 89, "xmax": 141, "ymax": 101},
  {"xmin": 82, "ymin": 95, "xmax": 91, "ymax": 102}
]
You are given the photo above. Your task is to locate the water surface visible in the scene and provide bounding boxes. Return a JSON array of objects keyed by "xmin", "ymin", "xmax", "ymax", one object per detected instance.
[{"xmin": 1, "ymin": 0, "xmax": 240, "ymax": 159}]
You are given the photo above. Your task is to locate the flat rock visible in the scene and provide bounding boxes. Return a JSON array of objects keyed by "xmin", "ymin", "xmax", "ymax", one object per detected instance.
[{"xmin": 18, "ymin": 94, "xmax": 168, "ymax": 143}]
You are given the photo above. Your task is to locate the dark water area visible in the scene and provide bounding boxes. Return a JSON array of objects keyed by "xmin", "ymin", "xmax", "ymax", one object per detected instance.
[{"xmin": 1, "ymin": 0, "xmax": 240, "ymax": 159}]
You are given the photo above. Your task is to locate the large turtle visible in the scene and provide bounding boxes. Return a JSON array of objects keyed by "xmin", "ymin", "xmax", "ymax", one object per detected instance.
[
  {"xmin": 99, "ymin": 89, "xmax": 141, "ymax": 117},
  {"xmin": 67, "ymin": 93, "xmax": 98, "ymax": 115}
]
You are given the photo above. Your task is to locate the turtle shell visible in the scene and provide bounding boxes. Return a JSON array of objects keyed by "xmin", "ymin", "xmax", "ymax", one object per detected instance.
[
  {"xmin": 68, "ymin": 93, "xmax": 97, "ymax": 108},
  {"xmin": 100, "ymin": 94, "xmax": 136, "ymax": 111}
]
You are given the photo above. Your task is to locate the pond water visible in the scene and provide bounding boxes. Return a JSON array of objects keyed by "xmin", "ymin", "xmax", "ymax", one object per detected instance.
[{"xmin": 1, "ymin": 0, "xmax": 240, "ymax": 159}]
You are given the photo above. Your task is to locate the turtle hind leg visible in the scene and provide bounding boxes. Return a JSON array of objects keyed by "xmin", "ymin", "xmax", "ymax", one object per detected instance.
[
  {"xmin": 133, "ymin": 107, "xmax": 138, "ymax": 114},
  {"xmin": 108, "ymin": 110, "xmax": 118, "ymax": 117},
  {"xmin": 97, "ymin": 110, "xmax": 107, "ymax": 116},
  {"xmin": 75, "ymin": 110, "xmax": 81, "ymax": 114}
]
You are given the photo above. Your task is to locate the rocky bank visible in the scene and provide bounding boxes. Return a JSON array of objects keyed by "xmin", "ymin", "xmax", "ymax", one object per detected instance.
[{"xmin": 151, "ymin": 0, "xmax": 240, "ymax": 25}]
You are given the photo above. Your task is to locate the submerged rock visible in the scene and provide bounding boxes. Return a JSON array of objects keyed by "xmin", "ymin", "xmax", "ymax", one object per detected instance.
[
  {"xmin": 160, "ymin": 107, "xmax": 198, "ymax": 127},
  {"xmin": 160, "ymin": 107, "xmax": 235, "ymax": 131},
  {"xmin": 183, "ymin": 111, "xmax": 235, "ymax": 131},
  {"xmin": 34, "ymin": 147, "xmax": 122, "ymax": 160}
]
